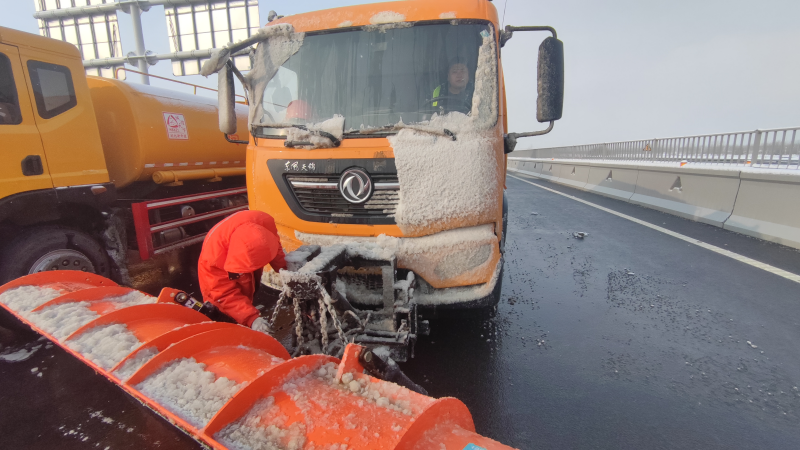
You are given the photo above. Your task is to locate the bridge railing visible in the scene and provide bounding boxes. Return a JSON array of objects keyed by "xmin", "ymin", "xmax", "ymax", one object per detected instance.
[{"xmin": 522, "ymin": 127, "xmax": 800, "ymax": 169}]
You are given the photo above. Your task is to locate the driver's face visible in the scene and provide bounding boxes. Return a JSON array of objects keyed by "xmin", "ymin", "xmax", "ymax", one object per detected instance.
[{"xmin": 448, "ymin": 63, "xmax": 469, "ymax": 90}]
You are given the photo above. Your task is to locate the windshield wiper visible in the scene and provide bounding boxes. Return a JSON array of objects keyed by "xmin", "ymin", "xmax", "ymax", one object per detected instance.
[
  {"xmin": 344, "ymin": 123, "xmax": 456, "ymax": 141},
  {"xmin": 257, "ymin": 123, "xmax": 341, "ymax": 147}
]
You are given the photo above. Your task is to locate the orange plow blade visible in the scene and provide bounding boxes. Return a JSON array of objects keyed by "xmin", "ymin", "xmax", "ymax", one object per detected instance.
[{"xmin": 0, "ymin": 272, "xmax": 516, "ymax": 450}]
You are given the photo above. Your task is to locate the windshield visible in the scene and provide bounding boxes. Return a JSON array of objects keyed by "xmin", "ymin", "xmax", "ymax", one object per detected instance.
[{"xmin": 256, "ymin": 22, "xmax": 495, "ymax": 136}]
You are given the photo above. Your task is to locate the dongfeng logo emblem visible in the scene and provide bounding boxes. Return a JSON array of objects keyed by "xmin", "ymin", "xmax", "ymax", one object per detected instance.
[{"xmin": 339, "ymin": 168, "xmax": 373, "ymax": 204}]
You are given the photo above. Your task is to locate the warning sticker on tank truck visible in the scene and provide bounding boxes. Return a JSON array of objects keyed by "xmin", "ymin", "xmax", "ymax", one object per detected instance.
[{"xmin": 163, "ymin": 112, "xmax": 189, "ymax": 140}]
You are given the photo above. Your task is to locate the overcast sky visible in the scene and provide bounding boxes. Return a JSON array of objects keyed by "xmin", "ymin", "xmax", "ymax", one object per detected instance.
[{"xmin": 2, "ymin": 0, "xmax": 799, "ymax": 150}]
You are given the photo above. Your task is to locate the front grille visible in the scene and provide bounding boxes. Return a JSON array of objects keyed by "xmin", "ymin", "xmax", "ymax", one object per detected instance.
[
  {"xmin": 268, "ymin": 158, "xmax": 398, "ymax": 225},
  {"xmin": 287, "ymin": 174, "xmax": 399, "ymax": 219}
]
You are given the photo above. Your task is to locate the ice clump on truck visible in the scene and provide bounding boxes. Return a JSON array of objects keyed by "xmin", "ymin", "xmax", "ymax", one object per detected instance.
[
  {"xmin": 388, "ymin": 33, "xmax": 500, "ymax": 236},
  {"xmin": 137, "ymin": 357, "xmax": 244, "ymax": 428},
  {"xmin": 246, "ymin": 25, "xmax": 305, "ymax": 128},
  {"xmin": 295, "ymin": 224, "xmax": 501, "ymax": 304},
  {"xmin": 284, "ymin": 115, "xmax": 345, "ymax": 149},
  {"xmin": 370, "ymin": 11, "xmax": 406, "ymax": 24}
]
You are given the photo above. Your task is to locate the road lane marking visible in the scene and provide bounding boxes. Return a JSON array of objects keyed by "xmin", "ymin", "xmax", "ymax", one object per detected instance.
[{"xmin": 508, "ymin": 174, "xmax": 800, "ymax": 284}]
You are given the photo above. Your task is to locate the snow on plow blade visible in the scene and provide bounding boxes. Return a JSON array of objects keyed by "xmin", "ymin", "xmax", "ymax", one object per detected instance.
[{"xmin": 0, "ymin": 272, "xmax": 515, "ymax": 450}]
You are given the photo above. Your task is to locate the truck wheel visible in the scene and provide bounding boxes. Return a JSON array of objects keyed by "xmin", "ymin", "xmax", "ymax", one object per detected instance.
[{"xmin": 0, "ymin": 226, "xmax": 111, "ymax": 285}]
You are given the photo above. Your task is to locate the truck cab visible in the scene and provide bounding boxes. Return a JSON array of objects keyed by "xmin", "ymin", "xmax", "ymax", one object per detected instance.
[
  {"xmin": 211, "ymin": 0, "xmax": 564, "ymax": 308},
  {"xmin": 0, "ymin": 26, "xmax": 111, "ymax": 217}
]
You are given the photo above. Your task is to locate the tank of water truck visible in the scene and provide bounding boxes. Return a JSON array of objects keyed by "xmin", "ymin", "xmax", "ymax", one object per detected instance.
[{"xmin": 86, "ymin": 76, "xmax": 249, "ymax": 188}]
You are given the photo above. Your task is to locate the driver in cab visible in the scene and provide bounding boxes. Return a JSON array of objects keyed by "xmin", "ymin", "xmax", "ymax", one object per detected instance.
[{"xmin": 431, "ymin": 58, "xmax": 474, "ymax": 115}]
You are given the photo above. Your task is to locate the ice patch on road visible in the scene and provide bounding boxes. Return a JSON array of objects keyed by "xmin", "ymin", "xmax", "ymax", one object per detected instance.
[{"xmin": 0, "ymin": 345, "xmax": 42, "ymax": 362}]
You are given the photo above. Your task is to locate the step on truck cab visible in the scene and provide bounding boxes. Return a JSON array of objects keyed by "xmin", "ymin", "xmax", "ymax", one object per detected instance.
[
  {"xmin": 207, "ymin": 0, "xmax": 564, "ymax": 308},
  {"xmin": 0, "ymin": 26, "xmax": 250, "ymax": 287}
]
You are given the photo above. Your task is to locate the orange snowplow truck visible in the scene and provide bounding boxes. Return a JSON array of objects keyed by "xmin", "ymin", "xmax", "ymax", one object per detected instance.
[
  {"xmin": 208, "ymin": 0, "xmax": 564, "ymax": 309},
  {"xmin": 0, "ymin": 26, "xmax": 251, "ymax": 285}
]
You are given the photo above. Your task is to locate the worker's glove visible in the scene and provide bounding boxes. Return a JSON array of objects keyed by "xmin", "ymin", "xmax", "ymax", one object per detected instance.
[{"xmin": 251, "ymin": 317, "xmax": 273, "ymax": 334}]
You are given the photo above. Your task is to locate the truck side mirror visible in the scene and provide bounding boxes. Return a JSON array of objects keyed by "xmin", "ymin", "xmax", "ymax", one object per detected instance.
[
  {"xmin": 537, "ymin": 36, "xmax": 564, "ymax": 123},
  {"xmin": 218, "ymin": 63, "xmax": 236, "ymax": 135},
  {"xmin": 502, "ymin": 26, "xmax": 564, "ymax": 153}
]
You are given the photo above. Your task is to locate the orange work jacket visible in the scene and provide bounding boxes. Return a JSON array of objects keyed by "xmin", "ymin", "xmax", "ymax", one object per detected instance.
[{"xmin": 198, "ymin": 210, "xmax": 287, "ymax": 326}]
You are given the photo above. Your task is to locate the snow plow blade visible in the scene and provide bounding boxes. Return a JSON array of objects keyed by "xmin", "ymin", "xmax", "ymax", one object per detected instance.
[{"xmin": 0, "ymin": 272, "xmax": 516, "ymax": 450}]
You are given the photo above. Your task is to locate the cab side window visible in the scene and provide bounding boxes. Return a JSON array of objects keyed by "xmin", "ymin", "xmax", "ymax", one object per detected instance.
[
  {"xmin": 0, "ymin": 53, "xmax": 22, "ymax": 125},
  {"xmin": 27, "ymin": 60, "xmax": 77, "ymax": 119}
]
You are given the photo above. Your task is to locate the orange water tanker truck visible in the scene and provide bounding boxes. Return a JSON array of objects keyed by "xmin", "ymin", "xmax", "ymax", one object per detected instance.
[{"xmin": 0, "ymin": 26, "xmax": 251, "ymax": 286}]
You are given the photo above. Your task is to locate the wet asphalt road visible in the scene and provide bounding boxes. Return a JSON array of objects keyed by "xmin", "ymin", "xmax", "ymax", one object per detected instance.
[{"xmin": 2, "ymin": 173, "xmax": 800, "ymax": 449}]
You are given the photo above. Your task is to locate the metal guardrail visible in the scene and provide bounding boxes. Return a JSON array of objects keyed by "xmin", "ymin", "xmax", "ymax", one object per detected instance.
[{"xmin": 519, "ymin": 127, "xmax": 800, "ymax": 169}]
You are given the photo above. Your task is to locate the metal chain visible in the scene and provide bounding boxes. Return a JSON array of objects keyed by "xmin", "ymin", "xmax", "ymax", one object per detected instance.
[
  {"xmin": 318, "ymin": 297, "xmax": 329, "ymax": 353},
  {"xmin": 286, "ymin": 276, "xmax": 352, "ymax": 357},
  {"xmin": 292, "ymin": 295, "xmax": 304, "ymax": 353},
  {"xmin": 268, "ymin": 290, "xmax": 287, "ymax": 328},
  {"xmin": 317, "ymin": 280, "xmax": 347, "ymax": 346}
]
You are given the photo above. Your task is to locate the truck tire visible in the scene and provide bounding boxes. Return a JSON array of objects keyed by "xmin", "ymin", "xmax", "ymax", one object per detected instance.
[{"xmin": 0, "ymin": 226, "xmax": 111, "ymax": 285}]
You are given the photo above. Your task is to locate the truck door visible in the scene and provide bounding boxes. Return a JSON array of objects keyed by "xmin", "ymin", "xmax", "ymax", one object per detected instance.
[
  {"xmin": 0, "ymin": 43, "xmax": 52, "ymax": 200},
  {"xmin": 17, "ymin": 47, "xmax": 108, "ymax": 188}
]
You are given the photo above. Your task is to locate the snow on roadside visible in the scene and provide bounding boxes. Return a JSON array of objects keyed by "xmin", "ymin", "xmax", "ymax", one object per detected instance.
[
  {"xmin": 67, "ymin": 324, "xmax": 143, "ymax": 370},
  {"xmin": 137, "ymin": 358, "xmax": 243, "ymax": 428}
]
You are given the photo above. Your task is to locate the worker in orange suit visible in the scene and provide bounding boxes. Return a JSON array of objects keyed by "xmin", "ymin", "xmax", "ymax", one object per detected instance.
[{"xmin": 198, "ymin": 210, "xmax": 287, "ymax": 333}]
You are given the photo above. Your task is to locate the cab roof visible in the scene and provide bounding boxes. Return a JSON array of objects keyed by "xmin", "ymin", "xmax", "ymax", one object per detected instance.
[
  {"xmin": 272, "ymin": 0, "xmax": 499, "ymax": 33},
  {"xmin": 0, "ymin": 26, "xmax": 81, "ymax": 58}
]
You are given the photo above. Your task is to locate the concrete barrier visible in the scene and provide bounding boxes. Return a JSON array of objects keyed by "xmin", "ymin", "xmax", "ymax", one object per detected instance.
[
  {"xmin": 506, "ymin": 156, "xmax": 800, "ymax": 249},
  {"xmin": 539, "ymin": 162, "xmax": 561, "ymax": 181},
  {"xmin": 507, "ymin": 158, "xmax": 541, "ymax": 177},
  {"xmin": 552, "ymin": 162, "xmax": 590, "ymax": 190},
  {"xmin": 724, "ymin": 171, "xmax": 800, "ymax": 249},
  {"xmin": 630, "ymin": 166, "xmax": 741, "ymax": 226},
  {"xmin": 584, "ymin": 163, "xmax": 639, "ymax": 201}
]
